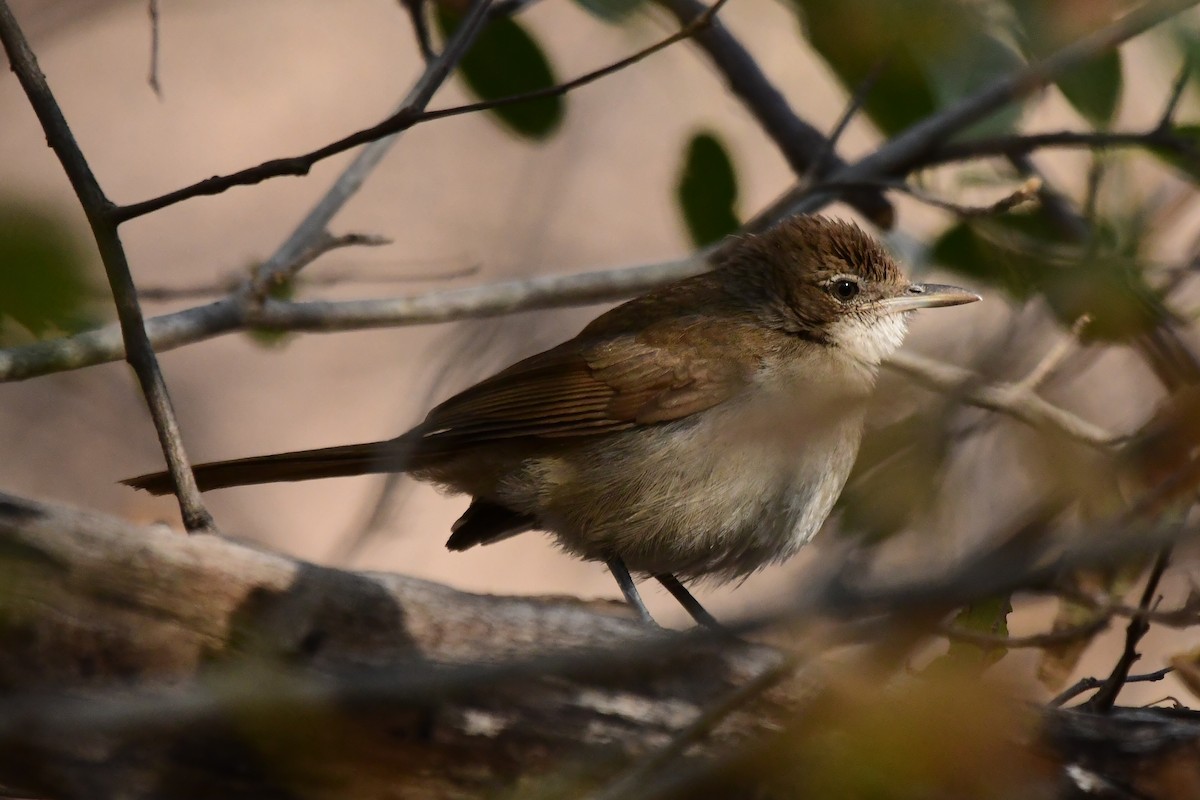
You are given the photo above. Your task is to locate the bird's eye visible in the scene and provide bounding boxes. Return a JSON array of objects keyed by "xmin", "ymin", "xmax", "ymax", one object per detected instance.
[{"xmin": 830, "ymin": 278, "xmax": 860, "ymax": 301}]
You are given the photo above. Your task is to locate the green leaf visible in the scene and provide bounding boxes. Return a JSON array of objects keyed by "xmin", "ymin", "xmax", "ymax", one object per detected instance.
[
  {"xmin": 792, "ymin": 0, "xmax": 1024, "ymax": 136},
  {"xmin": 1008, "ymin": 0, "xmax": 1123, "ymax": 126},
  {"xmin": 932, "ymin": 211, "xmax": 1164, "ymax": 341},
  {"xmin": 676, "ymin": 132, "xmax": 739, "ymax": 248},
  {"xmin": 1055, "ymin": 51, "xmax": 1123, "ymax": 127},
  {"xmin": 0, "ymin": 202, "xmax": 95, "ymax": 341},
  {"xmin": 571, "ymin": 0, "xmax": 643, "ymax": 24},
  {"xmin": 434, "ymin": 7, "xmax": 563, "ymax": 140},
  {"xmin": 927, "ymin": 596, "xmax": 1013, "ymax": 674}
]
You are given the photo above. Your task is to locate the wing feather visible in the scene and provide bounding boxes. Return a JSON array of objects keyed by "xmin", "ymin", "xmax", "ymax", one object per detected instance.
[{"xmin": 414, "ymin": 320, "xmax": 757, "ymax": 456}]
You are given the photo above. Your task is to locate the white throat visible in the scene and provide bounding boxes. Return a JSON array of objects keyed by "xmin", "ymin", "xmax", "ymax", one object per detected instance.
[{"xmin": 827, "ymin": 312, "xmax": 909, "ymax": 368}]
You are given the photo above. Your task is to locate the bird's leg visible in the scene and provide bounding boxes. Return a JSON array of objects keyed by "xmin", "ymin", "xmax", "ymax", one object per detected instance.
[
  {"xmin": 655, "ymin": 573, "xmax": 722, "ymax": 630},
  {"xmin": 606, "ymin": 557, "xmax": 657, "ymax": 626}
]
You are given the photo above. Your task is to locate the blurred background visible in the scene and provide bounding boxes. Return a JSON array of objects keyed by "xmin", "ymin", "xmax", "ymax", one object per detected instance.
[{"xmin": 1, "ymin": 0, "xmax": 1198, "ymax": 701}]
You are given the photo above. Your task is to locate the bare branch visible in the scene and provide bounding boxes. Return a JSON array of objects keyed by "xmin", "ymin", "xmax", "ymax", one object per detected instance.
[
  {"xmin": 0, "ymin": 0, "xmax": 211, "ymax": 530},
  {"xmin": 1049, "ymin": 667, "xmax": 1175, "ymax": 708},
  {"xmin": 0, "ymin": 255, "xmax": 703, "ymax": 382},
  {"xmin": 111, "ymin": 0, "xmax": 736, "ymax": 223},
  {"xmin": 885, "ymin": 351, "xmax": 1117, "ymax": 449},
  {"xmin": 240, "ymin": 0, "xmax": 495, "ymax": 299}
]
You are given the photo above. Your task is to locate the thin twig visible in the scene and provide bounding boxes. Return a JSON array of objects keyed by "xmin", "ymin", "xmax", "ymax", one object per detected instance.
[
  {"xmin": 147, "ymin": 0, "xmax": 161, "ymax": 96},
  {"xmin": 1014, "ymin": 315, "xmax": 1091, "ymax": 393},
  {"xmin": 1155, "ymin": 58, "xmax": 1192, "ymax": 132},
  {"xmin": 885, "ymin": 351, "xmax": 1117, "ymax": 449},
  {"xmin": 1086, "ymin": 547, "xmax": 1174, "ymax": 711},
  {"xmin": 112, "ymin": 0, "xmax": 735, "ymax": 223},
  {"xmin": 1049, "ymin": 667, "xmax": 1175, "ymax": 708},
  {"xmin": 0, "ymin": 0, "xmax": 212, "ymax": 531},
  {"xmin": 240, "ymin": 0, "xmax": 494, "ymax": 300},
  {"xmin": 820, "ymin": 176, "xmax": 1041, "ymax": 217},
  {"xmin": 808, "ymin": 55, "xmax": 887, "ymax": 182}
]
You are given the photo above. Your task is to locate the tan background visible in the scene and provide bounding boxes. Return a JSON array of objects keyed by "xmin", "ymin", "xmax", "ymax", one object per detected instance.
[{"xmin": 0, "ymin": 0, "xmax": 1195, "ymax": 697}]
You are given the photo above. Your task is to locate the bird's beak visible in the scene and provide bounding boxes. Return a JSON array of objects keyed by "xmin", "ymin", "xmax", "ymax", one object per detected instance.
[{"xmin": 875, "ymin": 283, "xmax": 981, "ymax": 315}]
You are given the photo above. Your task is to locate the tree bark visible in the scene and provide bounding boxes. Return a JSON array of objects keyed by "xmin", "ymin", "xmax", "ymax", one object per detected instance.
[{"xmin": 0, "ymin": 492, "xmax": 789, "ymax": 799}]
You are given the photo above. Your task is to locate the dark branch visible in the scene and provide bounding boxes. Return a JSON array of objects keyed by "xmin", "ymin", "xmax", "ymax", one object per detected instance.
[
  {"xmin": 653, "ymin": 0, "xmax": 893, "ymax": 227},
  {"xmin": 112, "ymin": 0, "xmax": 735, "ymax": 222},
  {"xmin": 0, "ymin": 0, "xmax": 212, "ymax": 530}
]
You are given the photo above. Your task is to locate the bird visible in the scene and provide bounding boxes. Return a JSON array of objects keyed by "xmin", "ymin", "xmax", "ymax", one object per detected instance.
[{"xmin": 126, "ymin": 215, "xmax": 979, "ymax": 626}]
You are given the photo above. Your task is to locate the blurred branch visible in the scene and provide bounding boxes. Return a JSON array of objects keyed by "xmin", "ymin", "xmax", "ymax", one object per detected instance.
[
  {"xmin": 112, "ymin": 0, "xmax": 735, "ymax": 222},
  {"xmin": 653, "ymin": 0, "xmax": 893, "ymax": 227},
  {"xmin": 0, "ymin": 0, "xmax": 212, "ymax": 530},
  {"xmin": 917, "ymin": 125, "xmax": 1200, "ymax": 171},
  {"xmin": 748, "ymin": 0, "xmax": 1200, "ymax": 229},
  {"xmin": 885, "ymin": 351, "xmax": 1117, "ymax": 449}
]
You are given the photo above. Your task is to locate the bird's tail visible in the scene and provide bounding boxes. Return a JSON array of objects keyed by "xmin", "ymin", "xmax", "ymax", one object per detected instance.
[{"xmin": 122, "ymin": 436, "xmax": 417, "ymax": 496}]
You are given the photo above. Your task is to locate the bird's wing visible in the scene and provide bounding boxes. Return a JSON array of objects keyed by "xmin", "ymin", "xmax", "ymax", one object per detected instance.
[{"xmin": 417, "ymin": 324, "xmax": 755, "ymax": 448}]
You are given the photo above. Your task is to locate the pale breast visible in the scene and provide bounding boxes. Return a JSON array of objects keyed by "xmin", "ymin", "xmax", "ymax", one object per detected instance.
[{"xmin": 521, "ymin": 355, "xmax": 870, "ymax": 581}]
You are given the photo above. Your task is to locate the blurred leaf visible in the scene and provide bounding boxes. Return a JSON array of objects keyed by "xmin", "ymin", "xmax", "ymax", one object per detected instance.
[
  {"xmin": 0, "ymin": 202, "xmax": 95, "ymax": 341},
  {"xmin": 792, "ymin": 0, "xmax": 1024, "ymax": 136},
  {"xmin": 1009, "ymin": 0, "xmax": 1123, "ymax": 126},
  {"xmin": 434, "ymin": 7, "xmax": 563, "ymax": 140},
  {"xmin": 1012, "ymin": 0, "xmax": 1123, "ymax": 125},
  {"xmin": 1055, "ymin": 51, "xmax": 1123, "ymax": 127},
  {"xmin": 927, "ymin": 596, "xmax": 1012, "ymax": 675},
  {"xmin": 699, "ymin": 666, "xmax": 1040, "ymax": 799},
  {"xmin": 1150, "ymin": 125, "xmax": 1200, "ymax": 183},
  {"xmin": 572, "ymin": 0, "xmax": 643, "ymax": 24},
  {"xmin": 676, "ymin": 131, "xmax": 739, "ymax": 247},
  {"xmin": 838, "ymin": 410, "xmax": 949, "ymax": 541},
  {"xmin": 932, "ymin": 211, "xmax": 1164, "ymax": 341},
  {"xmin": 1172, "ymin": 645, "xmax": 1200, "ymax": 701}
]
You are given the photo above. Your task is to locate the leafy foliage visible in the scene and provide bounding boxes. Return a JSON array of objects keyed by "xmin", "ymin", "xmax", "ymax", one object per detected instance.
[
  {"xmin": 791, "ymin": 0, "xmax": 1024, "ymax": 137},
  {"xmin": 932, "ymin": 209, "xmax": 1164, "ymax": 342}
]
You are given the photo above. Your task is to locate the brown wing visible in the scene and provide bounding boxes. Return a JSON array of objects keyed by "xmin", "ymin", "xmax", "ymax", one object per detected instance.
[{"xmin": 415, "ymin": 324, "xmax": 754, "ymax": 452}]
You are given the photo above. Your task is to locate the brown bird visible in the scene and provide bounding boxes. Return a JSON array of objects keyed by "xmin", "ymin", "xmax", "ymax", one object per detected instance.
[{"xmin": 126, "ymin": 216, "xmax": 979, "ymax": 626}]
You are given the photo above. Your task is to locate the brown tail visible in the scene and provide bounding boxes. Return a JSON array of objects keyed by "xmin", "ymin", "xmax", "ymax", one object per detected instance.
[{"xmin": 123, "ymin": 436, "xmax": 417, "ymax": 496}]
